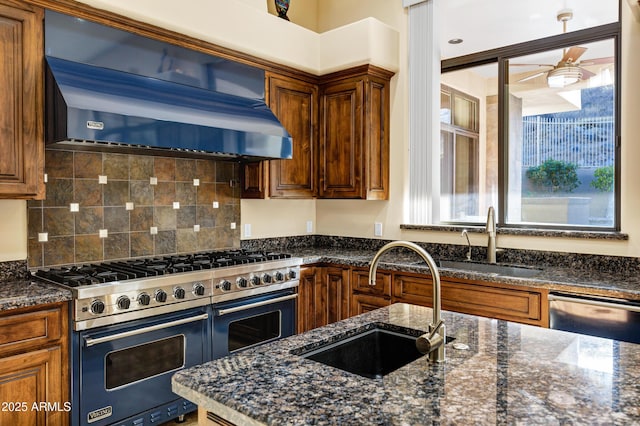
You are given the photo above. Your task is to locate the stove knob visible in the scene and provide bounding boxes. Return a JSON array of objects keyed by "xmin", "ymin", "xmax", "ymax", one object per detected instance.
[
  {"xmin": 250, "ymin": 276, "xmax": 261, "ymax": 286},
  {"xmin": 116, "ymin": 296, "xmax": 131, "ymax": 310},
  {"xmin": 274, "ymin": 271, "xmax": 285, "ymax": 282},
  {"xmin": 90, "ymin": 299, "xmax": 105, "ymax": 315},
  {"xmin": 219, "ymin": 280, "xmax": 232, "ymax": 291},
  {"xmin": 236, "ymin": 277, "xmax": 248, "ymax": 288},
  {"xmin": 155, "ymin": 289, "xmax": 168, "ymax": 303},
  {"xmin": 288, "ymin": 270, "xmax": 297, "ymax": 280},
  {"xmin": 193, "ymin": 283, "xmax": 206, "ymax": 296},
  {"xmin": 174, "ymin": 287, "xmax": 186, "ymax": 299},
  {"xmin": 262, "ymin": 273, "xmax": 273, "ymax": 284},
  {"xmin": 137, "ymin": 292, "xmax": 151, "ymax": 306}
]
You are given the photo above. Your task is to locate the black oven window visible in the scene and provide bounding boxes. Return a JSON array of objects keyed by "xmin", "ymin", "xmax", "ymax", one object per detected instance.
[
  {"xmin": 105, "ymin": 335, "xmax": 185, "ymax": 389},
  {"xmin": 228, "ymin": 310, "xmax": 281, "ymax": 353}
]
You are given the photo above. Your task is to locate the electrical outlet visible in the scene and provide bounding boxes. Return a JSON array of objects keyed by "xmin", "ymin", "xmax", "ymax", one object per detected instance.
[
  {"xmin": 244, "ymin": 223, "xmax": 252, "ymax": 237},
  {"xmin": 306, "ymin": 220, "xmax": 313, "ymax": 233},
  {"xmin": 374, "ymin": 222, "xmax": 383, "ymax": 237}
]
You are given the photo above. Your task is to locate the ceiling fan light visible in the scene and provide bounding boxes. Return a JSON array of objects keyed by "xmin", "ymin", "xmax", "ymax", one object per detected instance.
[{"xmin": 547, "ymin": 66, "xmax": 583, "ymax": 88}]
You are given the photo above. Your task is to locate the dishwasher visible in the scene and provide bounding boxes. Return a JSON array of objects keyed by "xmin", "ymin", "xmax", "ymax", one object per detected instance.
[{"xmin": 549, "ymin": 293, "xmax": 640, "ymax": 344}]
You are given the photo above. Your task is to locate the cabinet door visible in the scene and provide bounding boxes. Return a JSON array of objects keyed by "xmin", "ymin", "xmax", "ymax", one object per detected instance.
[
  {"xmin": 241, "ymin": 161, "xmax": 268, "ymax": 199},
  {"xmin": 297, "ymin": 266, "xmax": 319, "ymax": 333},
  {"xmin": 268, "ymin": 74, "xmax": 318, "ymax": 198},
  {"xmin": 324, "ymin": 266, "xmax": 350, "ymax": 324},
  {"xmin": 297, "ymin": 266, "xmax": 350, "ymax": 332},
  {"xmin": 0, "ymin": 2, "xmax": 44, "ymax": 199},
  {"xmin": 319, "ymin": 66, "xmax": 392, "ymax": 200},
  {"xmin": 319, "ymin": 78, "xmax": 364, "ymax": 198},
  {"xmin": 350, "ymin": 293, "xmax": 391, "ymax": 317},
  {"xmin": 0, "ymin": 346, "xmax": 65, "ymax": 426}
]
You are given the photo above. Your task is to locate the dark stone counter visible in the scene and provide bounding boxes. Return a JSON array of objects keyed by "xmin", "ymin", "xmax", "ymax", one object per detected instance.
[
  {"xmin": 285, "ymin": 246, "xmax": 640, "ymax": 301},
  {"xmin": 172, "ymin": 303, "xmax": 640, "ymax": 425}
]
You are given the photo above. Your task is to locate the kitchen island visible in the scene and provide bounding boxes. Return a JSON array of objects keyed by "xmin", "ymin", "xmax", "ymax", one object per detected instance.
[{"xmin": 172, "ymin": 303, "xmax": 640, "ymax": 425}]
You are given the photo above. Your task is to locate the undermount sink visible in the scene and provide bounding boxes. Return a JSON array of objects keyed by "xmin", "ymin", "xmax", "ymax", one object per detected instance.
[
  {"xmin": 438, "ymin": 260, "xmax": 542, "ymax": 278},
  {"xmin": 298, "ymin": 326, "xmax": 453, "ymax": 379}
]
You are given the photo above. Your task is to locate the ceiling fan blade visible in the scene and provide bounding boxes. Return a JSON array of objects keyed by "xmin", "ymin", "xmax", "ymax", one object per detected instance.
[
  {"xmin": 561, "ymin": 46, "xmax": 587, "ymax": 64},
  {"xmin": 517, "ymin": 71, "xmax": 547, "ymax": 83},
  {"xmin": 579, "ymin": 56, "xmax": 614, "ymax": 66}
]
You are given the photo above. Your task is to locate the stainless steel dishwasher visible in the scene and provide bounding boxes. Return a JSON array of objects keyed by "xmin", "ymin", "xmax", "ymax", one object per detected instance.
[{"xmin": 549, "ymin": 293, "xmax": 640, "ymax": 344}]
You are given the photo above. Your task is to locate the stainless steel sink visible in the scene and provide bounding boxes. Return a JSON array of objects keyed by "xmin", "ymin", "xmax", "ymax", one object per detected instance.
[
  {"xmin": 438, "ymin": 260, "xmax": 542, "ymax": 278},
  {"xmin": 298, "ymin": 327, "xmax": 453, "ymax": 379}
]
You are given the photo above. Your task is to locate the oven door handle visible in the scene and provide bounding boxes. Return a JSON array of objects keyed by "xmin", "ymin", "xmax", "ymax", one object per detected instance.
[
  {"xmin": 84, "ymin": 313, "xmax": 210, "ymax": 347},
  {"xmin": 215, "ymin": 294, "xmax": 298, "ymax": 316}
]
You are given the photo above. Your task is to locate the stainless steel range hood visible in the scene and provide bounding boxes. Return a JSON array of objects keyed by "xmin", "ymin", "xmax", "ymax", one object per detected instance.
[{"xmin": 44, "ymin": 11, "xmax": 292, "ymax": 161}]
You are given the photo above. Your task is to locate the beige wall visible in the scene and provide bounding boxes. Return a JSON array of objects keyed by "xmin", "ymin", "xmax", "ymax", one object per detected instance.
[
  {"xmin": 0, "ymin": 200, "xmax": 27, "ymax": 261},
  {"xmin": 2, "ymin": 0, "xmax": 639, "ymax": 262}
]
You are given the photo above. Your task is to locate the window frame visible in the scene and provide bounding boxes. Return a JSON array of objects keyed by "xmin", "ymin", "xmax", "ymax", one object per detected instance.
[{"xmin": 440, "ymin": 22, "xmax": 622, "ymax": 231}]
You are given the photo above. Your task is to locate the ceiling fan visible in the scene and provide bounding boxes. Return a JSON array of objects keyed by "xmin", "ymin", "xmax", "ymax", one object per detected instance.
[{"xmin": 514, "ymin": 9, "xmax": 613, "ymax": 87}]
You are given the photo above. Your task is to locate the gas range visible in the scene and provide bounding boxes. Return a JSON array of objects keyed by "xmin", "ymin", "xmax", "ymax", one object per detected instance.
[{"xmin": 33, "ymin": 249, "xmax": 302, "ymax": 330}]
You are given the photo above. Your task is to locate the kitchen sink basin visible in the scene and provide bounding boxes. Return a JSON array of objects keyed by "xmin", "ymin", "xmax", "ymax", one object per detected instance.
[
  {"xmin": 299, "ymin": 327, "xmax": 452, "ymax": 379},
  {"xmin": 438, "ymin": 260, "xmax": 542, "ymax": 278}
]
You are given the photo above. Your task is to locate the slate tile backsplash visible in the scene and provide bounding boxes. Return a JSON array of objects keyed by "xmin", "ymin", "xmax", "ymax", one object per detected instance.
[{"xmin": 28, "ymin": 151, "xmax": 241, "ymax": 268}]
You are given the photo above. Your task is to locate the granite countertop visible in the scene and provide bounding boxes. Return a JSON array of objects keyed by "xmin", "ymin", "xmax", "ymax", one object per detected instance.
[
  {"xmin": 285, "ymin": 247, "xmax": 640, "ymax": 301},
  {"xmin": 0, "ymin": 279, "xmax": 73, "ymax": 312},
  {"xmin": 172, "ymin": 303, "xmax": 640, "ymax": 425}
]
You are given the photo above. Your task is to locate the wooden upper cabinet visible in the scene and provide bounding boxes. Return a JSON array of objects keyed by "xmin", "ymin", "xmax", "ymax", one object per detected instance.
[
  {"xmin": 242, "ymin": 73, "xmax": 318, "ymax": 199},
  {"xmin": 267, "ymin": 73, "xmax": 318, "ymax": 198},
  {"xmin": 319, "ymin": 65, "xmax": 393, "ymax": 199},
  {"xmin": 0, "ymin": 1, "xmax": 44, "ymax": 199}
]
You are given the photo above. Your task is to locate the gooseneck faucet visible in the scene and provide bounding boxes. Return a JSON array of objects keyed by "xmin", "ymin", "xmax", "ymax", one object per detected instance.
[
  {"xmin": 486, "ymin": 206, "xmax": 497, "ymax": 264},
  {"xmin": 369, "ymin": 241, "xmax": 445, "ymax": 363},
  {"xmin": 461, "ymin": 229, "xmax": 471, "ymax": 261}
]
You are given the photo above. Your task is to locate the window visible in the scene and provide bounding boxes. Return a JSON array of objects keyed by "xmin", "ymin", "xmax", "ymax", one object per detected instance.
[
  {"xmin": 440, "ymin": 85, "xmax": 482, "ymax": 222},
  {"xmin": 409, "ymin": 1, "xmax": 621, "ymax": 231},
  {"xmin": 506, "ymin": 38, "xmax": 617, "ymax": 228}
]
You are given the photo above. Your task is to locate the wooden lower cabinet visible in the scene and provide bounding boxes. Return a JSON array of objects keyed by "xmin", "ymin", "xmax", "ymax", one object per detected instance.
[
  {"xmin": 0, "ymin": 302, "xmax": 69, "ymax": 426},
  {"xmin": 299, "ymin": 264, "xmax": 549, "ymax": 333},
  {"xmin": 297, "ymin": 266, "xmax": 350, "ymax": 333},
  {"xmin": 393, "ymin": 272, "xmax": 548, "ymax": 327}
]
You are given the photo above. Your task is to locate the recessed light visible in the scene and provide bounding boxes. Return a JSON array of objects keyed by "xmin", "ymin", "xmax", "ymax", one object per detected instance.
[{"xmin": 448, "ymin": 38, "xmax": 463, "ymax": 45}]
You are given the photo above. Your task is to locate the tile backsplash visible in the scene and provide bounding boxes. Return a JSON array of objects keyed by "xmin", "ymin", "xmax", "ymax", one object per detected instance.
[{"xmin": 28, "ymin": 150, "xmax": 241, "ymax": 268}]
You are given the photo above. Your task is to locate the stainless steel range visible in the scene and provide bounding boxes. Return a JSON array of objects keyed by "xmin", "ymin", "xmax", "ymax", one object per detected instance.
[{"xmin": 33, "ymin": 249, "xmax": 301, "ymax": 426}]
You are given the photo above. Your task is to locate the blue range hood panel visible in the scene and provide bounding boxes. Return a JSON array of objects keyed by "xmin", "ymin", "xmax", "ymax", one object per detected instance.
[{"xmin": 44, "ymin": 11, "xmax": 292, "ymax": 161}]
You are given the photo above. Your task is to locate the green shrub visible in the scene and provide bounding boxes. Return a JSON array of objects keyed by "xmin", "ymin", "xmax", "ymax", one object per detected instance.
[
  {"xmin": 590, "ymin": 165, "xmax": 614, "ymax": 192},
  {"xmin": 526, "ymin": 159, "xmax": 580, "ymax": 193}
]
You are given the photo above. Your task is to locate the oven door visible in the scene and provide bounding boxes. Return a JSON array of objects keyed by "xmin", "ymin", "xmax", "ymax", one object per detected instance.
[
  {"xmin": 212, "ymin": 290, "xmax": 297, "ymax": 359},
  {"xmin": 77, "ymin": 307, "xmax": 210, "ymax": 426}
]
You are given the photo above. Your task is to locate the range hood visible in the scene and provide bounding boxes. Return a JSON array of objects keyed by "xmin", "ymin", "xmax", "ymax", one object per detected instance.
[{"xmin": 44, "ymin": 11, "xmax": 292, "ymax": 161}]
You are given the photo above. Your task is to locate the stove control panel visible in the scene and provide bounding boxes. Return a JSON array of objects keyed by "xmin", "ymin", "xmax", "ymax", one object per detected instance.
[
  {"xmin": 75, "ymin": 277, "xmax": 213, "ymax": 324},
  {"xmin": 213, "ymin": 265, "xmax": 301, "ymax": 301}
]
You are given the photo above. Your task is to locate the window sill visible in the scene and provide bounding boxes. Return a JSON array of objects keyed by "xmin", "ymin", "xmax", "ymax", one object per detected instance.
[{"xmin": 400, "ymin": 224, "xmax": 629, "ymax": 240}]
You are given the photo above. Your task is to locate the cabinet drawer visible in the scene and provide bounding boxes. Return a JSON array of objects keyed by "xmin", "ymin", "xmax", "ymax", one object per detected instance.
[
  {"xmin": 0, "ymin": 306, "xmax": 63, "ymax": 355},
  {"xmin": 351, "ymin": 268, "xmax": 391, "ymax": 297},
  {"xmin": 443, "ymin": 280, "xmax": 542, "ymax": 324}
]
